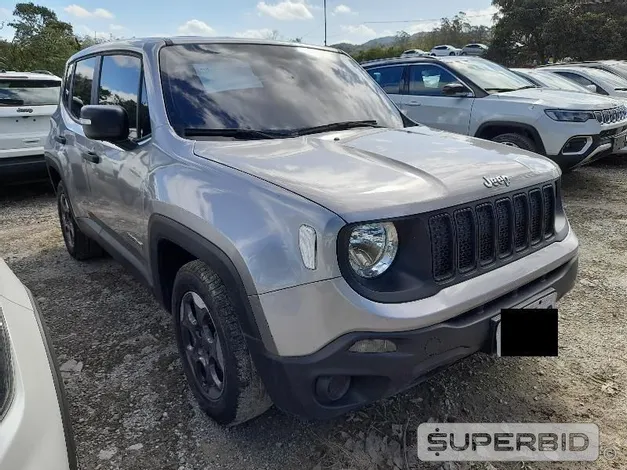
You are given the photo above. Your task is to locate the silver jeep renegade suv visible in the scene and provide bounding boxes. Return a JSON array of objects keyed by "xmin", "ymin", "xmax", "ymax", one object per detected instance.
[{"xmin": 44, "ymin": 38, "xmax": 579, "ymax": 426}]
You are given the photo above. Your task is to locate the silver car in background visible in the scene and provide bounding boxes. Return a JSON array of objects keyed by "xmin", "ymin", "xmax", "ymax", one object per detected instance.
[{"xmin": 461, "ymin": 43, "xmax": 489, "ymax": 56}]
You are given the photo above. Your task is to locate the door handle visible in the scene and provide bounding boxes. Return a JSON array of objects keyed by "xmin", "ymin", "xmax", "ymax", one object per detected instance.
[
  {"xmin": 82, "ymin": 151, "xmax": 101, "ymax": 164},
  {"xmin": 54, "ymin": 135, "xmax": 66, "ymax": 144},
  {"xmin": 406, "ymin": 100, "xmax": 422, "ymax": 106}
]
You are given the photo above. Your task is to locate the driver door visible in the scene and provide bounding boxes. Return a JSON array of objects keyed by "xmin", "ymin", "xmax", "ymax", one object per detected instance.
[{"xmin": 400, "ymin": 64, "xmax": 474, "ymax": 135}]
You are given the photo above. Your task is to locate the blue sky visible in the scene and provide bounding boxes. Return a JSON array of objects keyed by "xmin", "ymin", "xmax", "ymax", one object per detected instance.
[{"xmin": 0, "ymin": 0, "xmax": 496, "ymax": 45}]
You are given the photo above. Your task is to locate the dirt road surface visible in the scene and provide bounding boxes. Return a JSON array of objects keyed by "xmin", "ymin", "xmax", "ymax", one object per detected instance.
[{"xmin": 1, "ymin": 158, "xmax": 625, "ymax": 470}]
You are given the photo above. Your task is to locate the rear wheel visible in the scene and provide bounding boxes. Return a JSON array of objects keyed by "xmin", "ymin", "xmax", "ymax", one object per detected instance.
[
  {"xmin": 491, "ymin": 133, "xmax": 537, "ymax": 153},
  {"xmin": 172, "ymin": 260, "xmax": 272, "ymax": 426},
  {"xmin": 449, "ymin": 51, "xmax": 456, "ymax": 56},
  {"xmin": 57, "ymin": 181, "xmax": 103, "ymax": 260}
]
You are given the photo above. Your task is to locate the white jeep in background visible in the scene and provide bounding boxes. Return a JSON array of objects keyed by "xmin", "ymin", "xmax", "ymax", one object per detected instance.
[
  {"xmin": 0, "ymin": 71, "xmax": 61, "ymax": 182},
  {"xmin": 364, "ymin": 56, "xmax": 627, "ymax": 171}
]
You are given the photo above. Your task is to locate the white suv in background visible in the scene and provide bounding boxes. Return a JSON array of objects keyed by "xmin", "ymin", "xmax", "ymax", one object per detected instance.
[
  {"xmin": 0, "ymin": 71, "xmax": 61, "ymax": 182},
  {"xmin": 0, "ymin": 259, "xmax": 76, "ymax": 469},
  {"xmin": 429, "ymin": 45, "xmax": 461, "ymax": 56},
  {"xmin": 364, "ymin": 56, "xmax": 627, "ymax": 171}
]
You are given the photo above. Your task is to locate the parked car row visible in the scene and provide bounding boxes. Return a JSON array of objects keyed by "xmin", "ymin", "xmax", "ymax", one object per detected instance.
[
  {"xmin": 400, "ymin": 43, "xmax": 489, "ymax": 58},
  {"xmin": 364, "ymin": 55, "xmax": 627, "ymax": 171}
]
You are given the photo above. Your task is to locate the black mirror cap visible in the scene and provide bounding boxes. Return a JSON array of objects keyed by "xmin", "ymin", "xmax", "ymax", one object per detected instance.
[
  {"xmin": 80, "ymin": 105, "xmax": 129, "ymax": 142},
  {"xmin": 442, "ymin": 83, "xmax": 469, "ymax": 95}
]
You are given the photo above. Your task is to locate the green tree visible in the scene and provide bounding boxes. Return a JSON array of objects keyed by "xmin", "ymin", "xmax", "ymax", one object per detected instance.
[{"xmin": 4, "ymin": 2, "xmax": 80, "ymax": 76}]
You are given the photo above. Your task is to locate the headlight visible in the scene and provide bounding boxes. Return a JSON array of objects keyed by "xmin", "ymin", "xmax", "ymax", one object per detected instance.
[
  {"xmin": 0, "ymin": 307, "xmax": 13, "ymax": 418},
  {"xmin": 545, "ymin": 109, "xmax": 595, "ymax": 122},
  {"xmin": 348, "ymin": 222, "xmax": 398, "ymax": 278}
]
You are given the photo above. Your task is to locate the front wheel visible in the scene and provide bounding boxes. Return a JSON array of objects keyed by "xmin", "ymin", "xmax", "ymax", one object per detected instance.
[
  {"xmin": 449, "ymin": 51, "xmax": 456, "ymax": 56},
  {"xmin": 172, "ymin": 260, "xmax": 272, "ymax": 426},
  {"xmin": 491, "ymin": 133, "xmax": 537, "ymax": 153}
]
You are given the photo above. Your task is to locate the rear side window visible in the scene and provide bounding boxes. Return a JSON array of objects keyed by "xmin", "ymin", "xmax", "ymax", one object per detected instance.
[
  {"xmin": 70, "ymin": 57, "xmax": 97, "ymax": 119},
  {"xmin": 98, "ymin": 55, "xmax": 143, "ymax": 139},
  {"xmin": 0, "ymin": 78, "xmax": 60, "ymax": 106},
  {"xmin": 367, "ymin": 66, "xmax": 404, "ymax": 94},
  {"xmin": 62, "ymin": 64, "xmax": 74, "ymax": 107}
]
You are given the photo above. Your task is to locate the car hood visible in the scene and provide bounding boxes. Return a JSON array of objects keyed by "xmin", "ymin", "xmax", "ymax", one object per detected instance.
[
  {"xmin": 193, "ymin": 126, "xmax": 560, "ymax": 223},
  {"xmin": 492, "ymin": 88, "xmax": 621, "ymax": 109}
]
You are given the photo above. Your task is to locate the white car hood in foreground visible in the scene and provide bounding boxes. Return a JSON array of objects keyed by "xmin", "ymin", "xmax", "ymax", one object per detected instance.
[
  {"xmin": 0, "ymin": 259, "xmax": 31, "ymax": 309},
  {"xmin": 491, "ymin": 88, "xmax": 621, "ymax": 110},
  {"xmin": 194, "ymin": 126, "xmax": 559, "ymax": 222}
]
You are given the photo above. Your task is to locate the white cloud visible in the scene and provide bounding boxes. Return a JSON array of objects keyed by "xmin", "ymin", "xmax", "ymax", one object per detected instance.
[
  {"xmin": 333, "ymin": 4, "xmax": 353, "ymax": 15},
  {"xmin": 257, "ymin": 0, "xmax": 313, "ymax": 20},
  {"xmin": 109, "ymin": 24, "xmax": 125, "ymax": 32},
  {"xmin": 177, "ymin": 19, "xmax": 217, "ymax": 36},
  {"xmin": 340, "ymin": 24, "xmax": 377, "ymax": 39},
  {"xmin": 93, "ymin": 8, "xmax": 114, "ymax": 19},
  {"xmin": 463, "ymin": 6, "xmax": 499, "ymax": 27},
  {"xmin": 0, "ymin": 7, "xmax": 11, "ymax": 17},
  {"xmin": 64, "ymin": 5, "xmax": 114, "ymax": 19},
  {"xmin": 234, "ymin": 28, "xmax": 274, "ymax": 39},
  {"xmin": 76, "ymin": 25, "xmax": 110, "ymax": 39},
  {"xmin": 406, "ymin": 20, "xmax": 441, "ymax": 34}
]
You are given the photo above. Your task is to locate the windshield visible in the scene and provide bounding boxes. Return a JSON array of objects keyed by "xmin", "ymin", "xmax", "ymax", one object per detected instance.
[
  {"xmin": 159, "ymin": 43, "xmax": 404, "ymax": 134},
  {"xmin": 603, "ymin": 62, "xmax": 627, "ymax": 77},
  {"xmin": 446, "ymin": 58, "xmax": 532, "ymax": 92},
  {"xmin": 0, "ymin": 79, "xmax": 60, "ymax": 106},
  {"xmin": 528, "ymin": 71, "xmax": 591, "ymax": 92},
  {"xmin": 584, "ymin": 67, "xmax": 627, "ymax": 89}
]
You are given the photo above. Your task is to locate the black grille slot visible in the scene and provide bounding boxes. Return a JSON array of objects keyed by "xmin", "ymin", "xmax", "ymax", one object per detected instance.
[
  {"xmin": 476, "ymin": 203, "xmax": 496, "ymax": 265},
  {"xmin": 513, "ymin": 194, "xmax": 529, "ymax": 251},
  {"xmin": 542, "ymin": 185, "xmax": 556, "ymax": 237},
  {"xmin": 429, "ymin": 214, "xmax": 455, "ymax": 281},
  {"xmin": 529, "ymin": 189, "xmax": 543, "ymax": 245},
  {"xmin": 454, "ymin": 209, "xmax": 476, "ymax": 273},
  {"xmin": 496, "ymin": 199, "xmax": 513, "ymax": 258}
]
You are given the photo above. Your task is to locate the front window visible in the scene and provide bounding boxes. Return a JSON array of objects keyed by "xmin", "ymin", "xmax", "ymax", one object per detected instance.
[
  {"xmin": 159, "ymin": 43, "xmax": 404, "ymax": 135},
  {"xmin": 445, "ymin": 58, "xmax": 532, "ymax": 93},
  {"xmin": 530, "ymin": 71, "xmax": 591, "ymax": 92},
  {"xmin": 584, "ymin": 68, "xmax": 627, "ymax": 90},
  {"xmin": 0, "ymin": 78, "xmax": 60, "ymax": 106}
]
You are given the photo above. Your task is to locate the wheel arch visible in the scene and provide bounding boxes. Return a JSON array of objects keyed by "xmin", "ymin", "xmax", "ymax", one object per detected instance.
[
  {"xmin": 44, "ymin": 152, "xmax": 63, "ymax": 193},
  {"xmin": 148, "ymin": 214, "xmax": 276, "ymax": 353},
  {"xmin": 474, "ymin": 121, "xmax": 546, "ymax": 155}
]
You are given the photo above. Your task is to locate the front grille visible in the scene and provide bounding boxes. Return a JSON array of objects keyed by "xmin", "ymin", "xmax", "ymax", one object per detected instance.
[
  {"xmin": 429, "ymin": 184, "xmax": 557, "ymax": 282},
  {"xmin": 595, "ymin": 105, "xmax": 627, "ymax": 124}
]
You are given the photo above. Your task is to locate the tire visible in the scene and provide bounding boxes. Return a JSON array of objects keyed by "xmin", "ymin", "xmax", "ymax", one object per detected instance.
[
  {"xmin": 56, "ymin": 181, "xmax": 103, "ymax": 260},
  {"xmin": 491, "ymin": 133, "xmax": 537, "ymax": 153},
  {"xmin": 172, "ymin": 260, "xmax": 272, "ymax": 426},
  {"xmin": 449, "ymin": 51, "xmax": 456, "ymax": 56}
]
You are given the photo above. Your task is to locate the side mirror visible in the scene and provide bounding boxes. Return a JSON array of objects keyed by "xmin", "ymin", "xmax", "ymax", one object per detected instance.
[
  {"xmin": 80, "ymin": 105, "xmax": 129, "ymax": 142},
  {"xmin": 442, "ymin": 82, "xmax": 471, "ymax": 96},
  {"xmin": 585, "ymin": 84, "xmax": 597, "ymax": 93}
]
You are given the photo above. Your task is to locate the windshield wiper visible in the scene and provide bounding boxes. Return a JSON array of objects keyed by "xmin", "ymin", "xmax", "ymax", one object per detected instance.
[
  {"xmin": 615, "ymin": 87, "xmax": 627, "ymax": 91},
  {"xmin": 183, "ymin": 128, "xmax": 289, "ymax": 140},
  {"xmin": 514, "ymin": 85, "xmax": 538, "ymax": 90},
  {"xmin": 290, "ymin": 120, "xmax": 381, "ymax": 136},
  {"xmin": 484, "ymin": 87, "xmax": 516, "ymax": 92}
]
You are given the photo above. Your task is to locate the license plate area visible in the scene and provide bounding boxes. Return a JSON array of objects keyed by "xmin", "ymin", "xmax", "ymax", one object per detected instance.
[
  {"xmin": 613, "ymin": 132, "xmax": 627, "ymax": 152},
  {"xmin": 493, "ymin": 291, "xmax": 558, "ymax": 357}
]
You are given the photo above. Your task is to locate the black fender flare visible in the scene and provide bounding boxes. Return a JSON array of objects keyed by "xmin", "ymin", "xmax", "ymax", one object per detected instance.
[
  {"xmin": 44, "ymin": 152, "xmax": 63, "ymax": 191},
  {"xmin": 147, "ymin": 214, "xmax": 276, "ymax": 353},
  {"xmin": 474, "ymin": 121, "xmax": 546, "ymax": 155}
]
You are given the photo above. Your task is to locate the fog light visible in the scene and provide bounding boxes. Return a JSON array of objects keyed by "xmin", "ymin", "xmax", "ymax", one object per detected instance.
[
  {"xmin": 315, "ymin": 375, "xmax": 351, "ymax": 403},
  {"xmin": 349, "ymin": 339, "xmax": 397, "ymax": 353},
  {"xmin": 562, "ymin": 136, "xmax": 592, "ymax": 155}
]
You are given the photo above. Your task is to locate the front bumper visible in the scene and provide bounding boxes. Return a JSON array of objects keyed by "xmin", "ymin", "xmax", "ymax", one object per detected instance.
[
  {"xmin": 547, "ymin": 127, "xmax": 627, "ymax": 170},
  {"xmin": 0, "ymin": 289, "xmax": 76, "ymax": 470},
  {"xmin": 251, "ymin": 255, "xmax": 578, "ymax": 420}
]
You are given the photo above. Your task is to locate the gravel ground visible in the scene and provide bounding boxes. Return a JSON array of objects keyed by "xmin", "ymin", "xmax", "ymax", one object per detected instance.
[{"xmin": 1, "ymin": 158, "xmax": 626, "ymax": 470}]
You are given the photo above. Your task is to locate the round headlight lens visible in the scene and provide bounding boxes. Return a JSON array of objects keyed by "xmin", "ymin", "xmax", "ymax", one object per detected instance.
[{"xmin": 348, "ymin": 222, "xmax": 398, "ymax": 278}]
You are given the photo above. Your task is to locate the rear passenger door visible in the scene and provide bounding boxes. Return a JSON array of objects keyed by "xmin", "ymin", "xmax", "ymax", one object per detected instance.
[
  {"xmin": 84, "ymin": 53, "xmax": 152, "ymax": 264},
  {"xmin": 400, "ymin": 63, "xmax": 474, "ymax": 134},
  {"xmin": 365, "ymin": 65, "xmax": 407, "ymax": 113},
  {"xmin": 59, "ymin": 57, "xmax": 98, "ymax": 216}
]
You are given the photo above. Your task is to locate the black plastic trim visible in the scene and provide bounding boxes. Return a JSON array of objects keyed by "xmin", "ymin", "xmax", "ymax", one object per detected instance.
[
  {"xmin": 0, "ymin": 155, "xmax": 47, "ymax": 182},
  {"xmin": 474, "ymin": 121, "xmax": 547, "ymax": 155},
  {"xmin": 147, "ymin": 214, "xmax": 276, "ymax": 353},
  {"xmin": 336, "ymin": 179, "xmax": 567, "ymax": 304},
  {"xmin": 26, "ymin": 289, "xmax": 78, "ymax": 470}
]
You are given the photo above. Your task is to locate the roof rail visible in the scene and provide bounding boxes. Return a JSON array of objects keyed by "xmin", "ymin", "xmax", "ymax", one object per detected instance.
[{"xmin": 359, "ymin": 56, "xmax": 438, "ymax": 65}]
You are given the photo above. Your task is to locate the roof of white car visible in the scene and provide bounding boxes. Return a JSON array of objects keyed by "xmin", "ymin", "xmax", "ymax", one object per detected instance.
[{"xmin": 0, "ymin": 71, "xmax": 62, "ymax": 81}]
